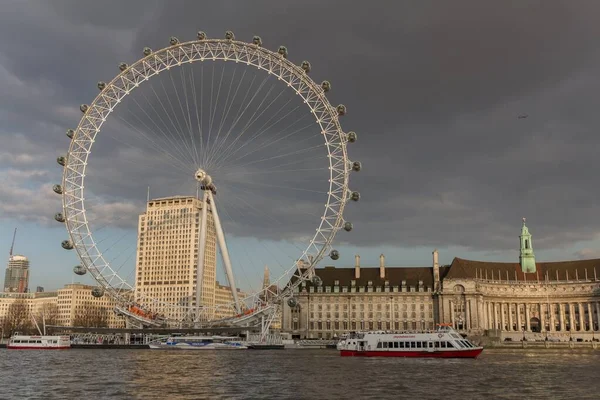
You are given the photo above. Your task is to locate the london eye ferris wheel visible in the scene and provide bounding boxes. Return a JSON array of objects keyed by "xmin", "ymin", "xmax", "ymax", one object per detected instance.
[{"xmin": 53, "ymin": 31, "xmax": 360, "ymax": 329}]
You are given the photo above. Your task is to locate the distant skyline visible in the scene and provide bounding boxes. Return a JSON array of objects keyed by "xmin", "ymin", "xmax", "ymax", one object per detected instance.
[{"xmin": 3, "ymin": 1, "xmax": 600, "ymax": 292}]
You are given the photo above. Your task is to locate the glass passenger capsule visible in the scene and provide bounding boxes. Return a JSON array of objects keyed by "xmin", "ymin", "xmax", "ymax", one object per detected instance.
[
  {"xmin": 73, "ymin": 265, "xmax": 87, "ymax": 276},
  {"xmin": 61, "ymin": 240, "xmax": 73, "ymax": 250},
  {"xmin": 330, "ymin": 249, "xmax": 340, "ymax": 260},
  {"xmin": 278, "ymin": 46, "xmax": 288, "ymax": 58},
  {"xmin": 346, "ymin": 131, "xmax": 357, "ymax": 143},
  {"xmin": 53, "ymin": 184, "xmax": 63, "ymax": 194},
  {"xmin": 287, "ymin": 297, "xmax": 298, "ymax": 308}
]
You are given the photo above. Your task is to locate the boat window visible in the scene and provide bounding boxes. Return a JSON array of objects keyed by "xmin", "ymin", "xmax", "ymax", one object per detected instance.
[
  {"xmin": 383, "ymin": 342, "xmax": 388, "ymax": 348},
  {"xmin": 463, "ymin": 341, "xmax": 473, "ymax": 348},
  {"xmin": 377, "ymin": 342, "xmax": 382, "ymax": 348},
  {"xmin": 399, "ymin": 342, "xmax": 404, "ymax": 348},
  {"xmin": 393, "ymin": 342, "xmax": 399, "ymax": 348},
  {"xmin": 416, "ymin": 342, "xmax": 422, "ymax": 348},
  {"xmin": 13, "ymin": 340, "xmax": 20, "ymax": 343},
  {"xmin": 422, "ymin": 341, "xmax": 427, "ymax": 348}
]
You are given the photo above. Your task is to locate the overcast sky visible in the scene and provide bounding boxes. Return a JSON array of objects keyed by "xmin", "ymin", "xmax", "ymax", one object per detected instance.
[{"xmin": 2, "ymin": 0, "xmax": 600, "ymax": 291}]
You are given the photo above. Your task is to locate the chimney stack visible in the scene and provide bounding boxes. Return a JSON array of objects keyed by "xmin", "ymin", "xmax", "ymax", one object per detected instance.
[
  {"xmin": 432, "ymin": 249, "xmax": 440, "ymax": 292},
  {"xmin": 379, "ymin": 254, "xmax": 385, "ymax": 279},
  {"xmin": 355, "ymin": 254, "xmax": 360, "ymax": 279}
]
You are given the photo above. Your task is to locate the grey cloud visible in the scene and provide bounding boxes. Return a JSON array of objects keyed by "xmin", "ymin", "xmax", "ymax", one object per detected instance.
[{"xmin": 2, "ymin": 0, "xmax": 600, "ymax": 256}]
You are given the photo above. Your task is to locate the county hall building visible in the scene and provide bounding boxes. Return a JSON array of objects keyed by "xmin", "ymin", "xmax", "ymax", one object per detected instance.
[{"xmin": 281, "ymin": 220, "xmax": 600, "ymax": 341}]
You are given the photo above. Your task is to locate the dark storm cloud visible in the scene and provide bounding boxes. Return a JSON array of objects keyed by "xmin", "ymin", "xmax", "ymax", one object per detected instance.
[{"xmin": 2, "ymin": 0, "xmax": 600, "ymax": 251}]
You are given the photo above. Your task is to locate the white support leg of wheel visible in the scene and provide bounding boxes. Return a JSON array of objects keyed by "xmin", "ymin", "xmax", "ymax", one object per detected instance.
[
  {"xmin": 208, "ymin": 190, "xmax": 241, "ymax": 314},
  {"xmin": 195, "ymin": 190, "xmax": 209, "ymax": 322}
]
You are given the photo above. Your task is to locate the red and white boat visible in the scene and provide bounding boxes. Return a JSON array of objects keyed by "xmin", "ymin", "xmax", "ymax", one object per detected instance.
[
  {"xmin": 7, "ymin": 335, "xmax": 71, "ymax": 350},
  {"xmin": 338, "ymin": 324, "xmax": 483, "ymax": 358}
]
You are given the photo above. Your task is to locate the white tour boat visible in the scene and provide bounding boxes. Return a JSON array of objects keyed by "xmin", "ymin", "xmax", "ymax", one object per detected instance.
[
  {"xmin": 7, "ymin": 335, "xmax": 71, "ymax": 350},
  {"xmin": 149, "ymin": 335, "xmax": 248, "ymax": 350},
  {"xmin": 338, "ymin": 324, "xmax": 483, "ymax": 358}
]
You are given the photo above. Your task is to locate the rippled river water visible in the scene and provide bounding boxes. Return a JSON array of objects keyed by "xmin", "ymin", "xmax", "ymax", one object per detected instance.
[{"xmin": 1, "ymin": 348, "xmax": 598, "ymax": 399}]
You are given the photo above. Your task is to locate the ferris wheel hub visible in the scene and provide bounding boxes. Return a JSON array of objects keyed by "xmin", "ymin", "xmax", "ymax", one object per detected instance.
[{"xmin": 194, "ymin": 168, "xmax": 212, "ymax": 185}]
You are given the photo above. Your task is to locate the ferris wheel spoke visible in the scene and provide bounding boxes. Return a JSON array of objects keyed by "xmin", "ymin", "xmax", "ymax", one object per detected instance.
[
  {"xmin": 114, "ymin": 109, "xmax": 194, "ymax": 174},
  {"xmin": 233, "ymin": 143, "xmax": 326, "ymax": 170},
  {"xmin": 147, "ymin": 79, "xmax": 198, "ymax": 167},
  {"xmin": 179, "ymin": 68, "xmax": 201, "ymax": 168},
  {"xmin": 224, "ymin": 120, "xmax": 316, "ymax": 168},
  {"xmin": 204, "ymin": 72, "xmax": 261, "ymax": 167},
  {"xmin": 126, "ymin": 84, "xmax": 196, "ymax": 169},
  {"xmin": 210, "ymin": 67, "xmax": 246, "ymax": 161},
  {"xmin": 214, "ymin": 83, "xmax": 290, "ymax": 166},
  {"xmin": 167, "ymin": 71, "xmax": 199, "ymax": 167},
  {"xmin": 157, "ymin": 78, "xmax": 198, "ymax": 165}
]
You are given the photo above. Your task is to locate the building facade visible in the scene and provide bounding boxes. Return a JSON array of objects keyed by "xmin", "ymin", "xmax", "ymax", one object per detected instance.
[
  {"xmin": 135, "ymin": 196, "xmax": 217, "ymax": 321},
  {"xmin": 0, "ymin": 283, "xmax": 126, "ymax": 335},
  {"xmin": 214, "ymin": 281, "xmax": 247, "ymax": 320},
  {"xmin": 56, "ymin": 284, "xmax": 125, "ymax": 328},
  {"xmin": 282, "ymin": 221, "xmax": 600, "ymax": 341},
  {"xmin": 3, "ymin": 255, "xmax": 30, "ymax": 293}
]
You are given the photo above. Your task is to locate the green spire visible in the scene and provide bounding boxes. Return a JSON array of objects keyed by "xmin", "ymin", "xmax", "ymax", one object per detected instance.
[{"xmin": 519, "ymin": 218, "xmax": 536, "ymax": 273}]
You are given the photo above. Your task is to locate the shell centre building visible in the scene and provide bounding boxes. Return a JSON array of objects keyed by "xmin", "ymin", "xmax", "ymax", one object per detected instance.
[{"xmin": 281, "ymin": 220, "xmax": 600, "ymax": 341}]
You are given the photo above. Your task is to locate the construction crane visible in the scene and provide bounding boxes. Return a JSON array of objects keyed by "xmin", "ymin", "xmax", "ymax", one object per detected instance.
[{"xmin": 9, "ymin": 227, "xmax": 17, "ymax": 258}]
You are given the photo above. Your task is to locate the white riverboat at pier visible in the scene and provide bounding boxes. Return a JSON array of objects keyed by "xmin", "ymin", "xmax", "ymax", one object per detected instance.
[
  {"xmin": 149, "ymin": 335, "xmax": 247, "ymax": 350},
  {"xmin": 338, "ymin": 324, "xmax": 483, "ymax": 358}
]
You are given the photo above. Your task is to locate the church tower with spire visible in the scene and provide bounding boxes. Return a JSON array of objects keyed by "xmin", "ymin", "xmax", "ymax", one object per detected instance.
[{"xmin": 519, "ymin": 218, "xmax": 536, "ymax": 273}]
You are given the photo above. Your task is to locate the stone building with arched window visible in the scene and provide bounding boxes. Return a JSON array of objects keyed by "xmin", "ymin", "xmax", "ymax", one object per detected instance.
[{"xmin": 281, "ymin": 220, "xmax": 600, "ymax": 341}]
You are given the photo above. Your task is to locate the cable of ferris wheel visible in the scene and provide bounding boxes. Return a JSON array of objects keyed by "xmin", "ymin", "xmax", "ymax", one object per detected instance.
[
  {"xmin": 111, "ymin": 111, "xmax": 194, "ymax": 174},
  {"xmin": 201, "ymin": 72, "xmax": 261, "ymax": 166},
  {"xmin": 223, "ymin": 117, "xmax": 314, "ymax": 168},
  {"xmin": 145, "ymin": 82, "xmax": 199, "ymax": 166},
  {"xmin": 178, "ymin": 67, "xmax": 200, "ymax": 168},
  {"xmin": 206, "ymin": 80, "xmax": 276, "ymax": 167},
  {"xmin": 127, "ymin": 82, "xmax": 196, "ymax": 168},
  {"xmin": 157, "ymin": 77, "xmax": 198, "ymax": 166},
  {"xmin": 211, "ymin": 84, "xmax": 288, "ymax": 167}
]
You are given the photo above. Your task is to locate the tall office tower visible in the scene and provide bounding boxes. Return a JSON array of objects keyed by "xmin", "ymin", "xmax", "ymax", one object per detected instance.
[
  {"xmin": 135, "ymin": 196, "xmax": 217, "ymax": 321},
  {"xmin": 3, "ymin": 255, "xmax": 30, "ymax": 293}
]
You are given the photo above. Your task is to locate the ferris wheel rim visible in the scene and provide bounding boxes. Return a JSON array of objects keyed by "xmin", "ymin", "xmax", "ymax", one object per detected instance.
[{"xmin": 60, "ymin": 37, "xmax": 353, "ymax": 323}]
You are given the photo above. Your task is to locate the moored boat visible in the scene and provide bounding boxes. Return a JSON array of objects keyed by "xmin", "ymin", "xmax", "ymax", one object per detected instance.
[
  {"xmin": 338, "ymin": 324, "xmax": 483, "ymax": 358},
  {"xmin": 7, "ymin": 335, "xmax": 71, "ymax": 350},
  {"xmin": 149, "ymin": 335, "xmax": 247, "ymax": 350}
]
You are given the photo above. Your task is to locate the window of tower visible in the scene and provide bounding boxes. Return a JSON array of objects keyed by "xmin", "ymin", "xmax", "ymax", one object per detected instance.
[{"xmin": 525, "ymin": 239, "xmax": 529, "ymax": 249}]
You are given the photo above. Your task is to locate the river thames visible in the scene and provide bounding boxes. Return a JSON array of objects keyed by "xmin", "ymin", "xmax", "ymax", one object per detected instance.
[{"xmin": 0, "ymin": 349, "xmax": 598, "ymax": 399}]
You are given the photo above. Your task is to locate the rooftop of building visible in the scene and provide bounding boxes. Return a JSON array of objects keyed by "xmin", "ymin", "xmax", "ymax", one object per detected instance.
[
  {"xmin": 8, "ymin": 255, "xmax": 28, "ymax": 262},
  {"xmin": 301, "ymin": 264, "xmax": 445, "ymax": 289},
  {"xmin": 445, "ymin": 257, "xmax": 600, "ymax": 282}
]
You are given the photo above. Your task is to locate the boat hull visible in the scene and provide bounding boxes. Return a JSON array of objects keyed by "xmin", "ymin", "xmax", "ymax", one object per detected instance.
[
  {"xmin": 7, "ymin": 346, "xmax": 70, "ymax": 350},
  {"xmin": 340, "ymin": 348, "xmax": 483, "ymax": 358},
  {"xmin": 149, "ymin": 344, "xmax": 247, "ymax": 350}
]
